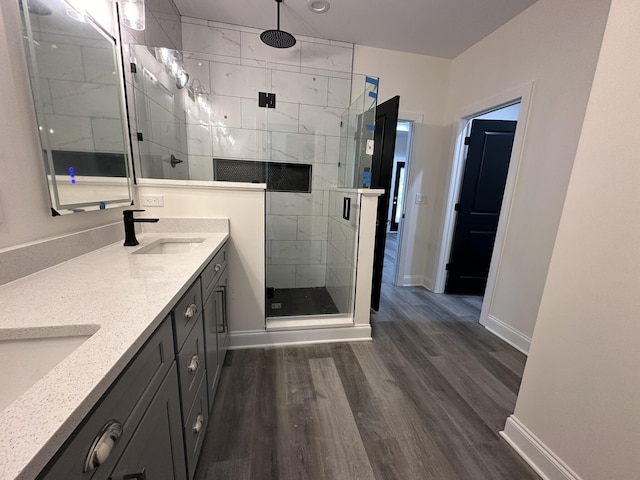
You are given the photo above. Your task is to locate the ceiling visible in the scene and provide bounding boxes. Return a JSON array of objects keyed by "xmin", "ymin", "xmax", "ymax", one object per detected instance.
[{"xmin": 172, "ymin": 0, "xmax": 539, "ymax": 59}]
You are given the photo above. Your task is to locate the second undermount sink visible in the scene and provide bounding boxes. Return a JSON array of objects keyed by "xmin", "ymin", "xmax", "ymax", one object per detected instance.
[{"xmin": 133, "ymin": 238, "xmax": 205, "ymax": 255}]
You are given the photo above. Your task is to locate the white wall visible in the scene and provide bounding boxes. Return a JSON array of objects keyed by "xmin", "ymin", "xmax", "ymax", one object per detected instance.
[
  {"xmin": 135, "ymin": 182, "xmax": 266, "ymax": 333},
  {"xmin": 353, "ymin": 46, "xmax": 451, "ymax": 287},
  {"xmin": 0, "ymin": 0, "xmax": 126, "ymax": 250},
  {"xmin": 505, "ymin": 2, "xmax": 640, "ymax": 478},
  {"xmin": 437, "ymin": 0, "xmax": 611, "ymax": 342}
]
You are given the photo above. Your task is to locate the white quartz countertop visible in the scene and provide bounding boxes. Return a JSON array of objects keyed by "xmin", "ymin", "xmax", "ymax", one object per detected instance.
[{"xmin": 0, "ymin": 229, "xmax": 229, "ymax": 480}]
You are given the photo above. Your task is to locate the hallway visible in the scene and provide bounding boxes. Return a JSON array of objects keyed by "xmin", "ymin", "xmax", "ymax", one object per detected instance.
[{"xmin": 194, "ymin": 237, "xmax": 539, "ymax": 479}]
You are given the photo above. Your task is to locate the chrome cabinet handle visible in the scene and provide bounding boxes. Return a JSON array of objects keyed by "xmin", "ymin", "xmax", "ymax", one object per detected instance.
[
  {"xmin": 84, "ymin": 420, "xmax": 123, "ymax": 472},
  {"xmin": 187, "ymin": 354, "xmax": 200, "ymax": 373},
  {"xmin": 193, "ymin": 414, "xmax": 204, "ymax": 434},
  {"xmin": 214, "ymin": 263, "xmax": 222, "ymax": 272},
  {"xmin": 184, "ymin": 303, "xmax": 198, "ymax": 320}
]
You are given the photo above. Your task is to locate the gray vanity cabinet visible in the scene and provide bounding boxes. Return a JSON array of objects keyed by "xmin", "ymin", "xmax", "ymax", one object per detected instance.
[
  {"xmin": 37, "ymin": 319, "xmax": 183, "ymax": 480},
  {"xmin": 201, "ymin": 243, "xmax": 228, "ymax": 413},
  {"xmin": 216, "ymin": 267, "xmax": 230, "ymax": 373},
  {"xmin": 172, "ymin": 278, "xmax": 208, "ymax": 479},
  {"xmin": 37, "ymin": 244, "xmax": 229, "ymax": 480},
  {"xmin": 108, "ymin": 364, "xmax": 186, "ymax": 480}
]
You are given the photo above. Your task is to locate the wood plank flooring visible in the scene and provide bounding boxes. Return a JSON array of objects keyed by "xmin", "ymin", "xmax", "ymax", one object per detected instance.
[{"xmin": 194, "ymin": 236, "xmax": 539, "ymax": 480}]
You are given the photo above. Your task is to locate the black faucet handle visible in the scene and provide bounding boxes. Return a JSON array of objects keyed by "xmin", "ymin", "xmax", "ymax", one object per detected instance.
[{"xmin": 123, "ymin": 209, "xmax": 145, "ymax": 220}]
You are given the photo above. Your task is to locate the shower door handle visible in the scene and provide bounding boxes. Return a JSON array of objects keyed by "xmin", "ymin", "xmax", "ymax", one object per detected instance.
[{"xmin": 343, "ymin": 197, "xmax": 351, "ymax": 220}]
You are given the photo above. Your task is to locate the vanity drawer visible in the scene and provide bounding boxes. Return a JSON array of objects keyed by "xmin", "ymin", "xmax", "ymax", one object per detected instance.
[
  {"xmin": 183, "ymin": 374, "xmax": 209, "ymax": 480},
  {"xmin": 176, "ymin": 318, "xmax": 206, "ymax": 417},
  {"xmin": 201, "ymin": 243, "xmax": 227, "ymax": 299},
  {"xmin": 173, "ymin": 278, "xmax": 202, "ymax": 351},
  {"xmin": 38, "ymin": 319, "xmax": 175, "ymax": 480}
]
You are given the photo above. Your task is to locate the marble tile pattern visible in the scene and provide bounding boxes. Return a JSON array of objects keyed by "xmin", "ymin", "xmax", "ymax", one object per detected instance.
[
  {"xmin": 326, "ymin": 190, "xmax": 360, "ymax": 313},
  {"xmin": 178, "ymin": 19, "xmax": 354, "ymax": 289},
  {"xmin": 33, "ymin": 31, "xmax": 128, "ymax": 154},
  {"xmin": 0, "ymin": 222, "xmax": 229, "ymax": 480}
]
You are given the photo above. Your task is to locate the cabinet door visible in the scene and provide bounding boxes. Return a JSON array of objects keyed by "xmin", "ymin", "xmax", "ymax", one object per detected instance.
[
  {"xmin": 216, "ymin": 268, "xmax": 229, "ymax": 366},
  {"xmin": 108, "ymin": 364, "xmax": 187, "ymax": 480},
  {"xmin": 203, "ymin": 289, "xmax": 220, "ymax": 413}
]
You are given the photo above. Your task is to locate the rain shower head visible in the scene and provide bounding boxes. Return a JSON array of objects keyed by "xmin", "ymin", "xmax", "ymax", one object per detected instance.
[{"xmin": 261, "ymin": 0, "xmax": 296, "ymax": 49}]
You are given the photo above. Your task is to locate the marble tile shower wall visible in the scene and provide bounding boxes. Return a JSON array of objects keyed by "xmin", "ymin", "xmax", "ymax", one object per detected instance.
[
  {"xmin": 180, "ymin": 17, "xmax": 354, "ymax": 290},
  {"xmin": 33, "ymin": 31, "xmax": 124, "ymax": 154},
  {"xmin": 326, "ymin": 190, "xmax": 359, "ymax": 313},
  {"xmin": 120, "ymin": 0, "xmax": 185, "ymax": 179}
]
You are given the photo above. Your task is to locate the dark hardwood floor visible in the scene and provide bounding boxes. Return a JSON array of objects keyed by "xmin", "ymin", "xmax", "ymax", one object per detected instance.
[{"xmin": 194, "ymin": 233, "xmax": 539, "ymax": 480}]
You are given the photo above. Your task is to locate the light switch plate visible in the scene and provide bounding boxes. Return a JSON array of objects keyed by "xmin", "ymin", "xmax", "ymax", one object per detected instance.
[
  {"xmin": 415, "ymin": 193, "xmax": 428, "ymax": 204},
  {"xmin": 141, "ymin": 194, "xmax": 164, "ymax": 207}
]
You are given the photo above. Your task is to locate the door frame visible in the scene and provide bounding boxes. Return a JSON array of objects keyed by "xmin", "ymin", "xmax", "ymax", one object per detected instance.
[
  {"xmin": 434, "ymin": 82, "xmax": 534, "ymax": 324},
  {"xmin": 393, "ymin": 111, "xmax": 421, "ymax": 286}
]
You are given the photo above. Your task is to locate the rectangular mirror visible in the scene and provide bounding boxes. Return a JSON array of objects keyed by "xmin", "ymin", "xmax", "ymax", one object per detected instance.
[{"xmin": 19, "ymin": 0, "xmax": 133, "ymax": 215}]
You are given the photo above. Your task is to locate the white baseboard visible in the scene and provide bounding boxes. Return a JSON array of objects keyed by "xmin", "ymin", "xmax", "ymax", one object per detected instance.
[
  {"xmin": 229, "ymin": 324, "xmax": 372, "ymax": 349},
  {"xmin": 481, "ymin": 314, "xmax": 531, "ymax": 354},
  {"xmin": 401, "ymin": 275, "xmax": 425, "ymax": 287},
  {"xmin": 501, "ymin": 416, "xmax": 582, "ymax": 480}
]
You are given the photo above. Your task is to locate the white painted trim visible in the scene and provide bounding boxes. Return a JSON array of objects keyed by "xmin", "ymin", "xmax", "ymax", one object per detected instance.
[
  {"xmin": 358, "ymin": 188, "xmax": 384, "ymax": 196},
  {"xmin": 393, "ymin": 112, "xmax": 421, "ymax": 287},
  {"xmin": 400, "ymin": 275, "xmax": 425, "ymax": 287},
  {"xmin": 422, "ymin": 276, "xmax": 435, "ymax": 292},
  {"xmin": 501, "ymin": 416, "xmax": 582, "ymax": 480},
  {"xmin": 398, "ymin": 111, "xmax": 424, "ymax": 124},
  {"xmin": 229, "ymin": 325, "xmax": 372, "ymax": 349},
  {"xmin": 136, "ymin": 178, "xmax": 266, "ymax": 191},
  {"xmin": 434, "ymin": 83, "xmax": 535, "ymax": 337},
  {"xmin": 266, "ymin": 316, "xmax": 353, "ymax": 330},
  {"xmin": 482, "ymin": 315, "xmax": 531, "ymax": 355}
]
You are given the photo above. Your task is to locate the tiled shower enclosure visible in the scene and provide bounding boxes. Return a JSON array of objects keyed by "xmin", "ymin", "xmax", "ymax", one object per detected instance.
[{"xmin": 130, "ymin": 18, "xmax": 377, "ymax": 319}]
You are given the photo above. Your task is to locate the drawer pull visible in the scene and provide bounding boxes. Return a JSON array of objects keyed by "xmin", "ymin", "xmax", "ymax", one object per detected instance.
[
  {"xmin": 187, "ymin": 354, "xmax": 200, "ymax": 373},
  {"xmin": 214, "ymin": 263, "xmax": 222, "ymax": 272},
  {"xmin": 193, "ymin": 414, "xmax": 204, "ymax": 434},
  {"xmin": 184, "ymin": 303, "xmax": 198, "ymax": 320},
  {"xmin": 123, "ymin": 472, "xmax": 147, "ymax": 480},
  {"xmin": 84, "ymin": 420, "xmax": 123, "ymax": 472}
]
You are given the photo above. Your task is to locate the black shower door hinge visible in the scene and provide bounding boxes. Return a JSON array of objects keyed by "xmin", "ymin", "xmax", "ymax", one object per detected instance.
[
  {"xmin": 464, "ymin": 136, "xmax": 471, "ymax": 146},
  {"xmin": 130, "ymin": 62, "xmax": 137, "ymax": 74},
  {"xmin": 137, "ymin": 132, "xmax": 144, "ymax": 141},
  {"xmin": 258, "ymin": 92, "xmax": 276, "ymax": 108}
]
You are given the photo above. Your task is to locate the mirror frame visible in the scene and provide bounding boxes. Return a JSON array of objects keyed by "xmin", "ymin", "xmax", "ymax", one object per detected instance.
[{"xmin": 19, "ymin": 0, "xmax": 134, "ymax": 215}]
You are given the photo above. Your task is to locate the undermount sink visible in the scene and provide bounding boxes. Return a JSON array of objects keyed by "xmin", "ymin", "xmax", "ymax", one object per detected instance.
[
  {"xmin": 0, "ymin": 332, "xmax": 95, "ymax": 411},
  {"xmin": 132, "ymin": 238, "xmax": 205, "ymax": 255}
]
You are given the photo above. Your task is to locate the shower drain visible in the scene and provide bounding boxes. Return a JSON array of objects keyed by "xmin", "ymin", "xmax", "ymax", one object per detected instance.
[{"xmin": 271, "ymin": 302, "xmax": 282, "ymax": 309}]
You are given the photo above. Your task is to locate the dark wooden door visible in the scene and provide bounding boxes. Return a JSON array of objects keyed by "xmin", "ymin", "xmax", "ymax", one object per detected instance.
[
  {"xmin": 371, "ymin": 96, "xmax": 400, "ymax": 311},
  {"xmin": 445, "ymin": 119, "xmax": 516, "ymax": 295},
  {"xmin": 389, "ymin": 161, "xmax": 405, "ymax": 232}
]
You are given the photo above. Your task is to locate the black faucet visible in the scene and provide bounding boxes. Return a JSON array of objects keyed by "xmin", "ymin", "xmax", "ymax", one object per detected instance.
[{"xmin": 123, "ymin": 209, "xmax": 159, "ymax": 246}]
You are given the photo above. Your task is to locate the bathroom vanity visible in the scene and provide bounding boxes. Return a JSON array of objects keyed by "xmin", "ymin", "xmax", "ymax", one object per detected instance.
[{"xmin": 0, "ymin": 227, "xmax": 229, "ymax": 480}]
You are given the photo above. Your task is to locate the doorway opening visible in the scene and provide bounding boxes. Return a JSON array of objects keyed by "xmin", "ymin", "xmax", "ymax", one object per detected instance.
[
  {"xmin": 383, "ymin": 120, "xmax": 414, "ymax": 287},
  {"xmin": 437, "ymin": 101, "xmax": 521, "ymax": 301}
]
